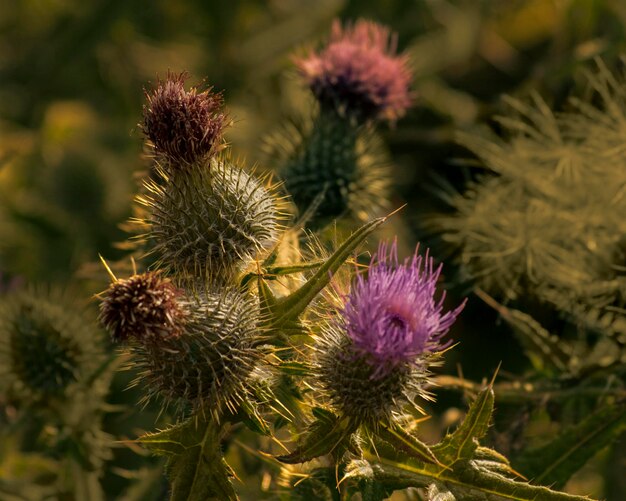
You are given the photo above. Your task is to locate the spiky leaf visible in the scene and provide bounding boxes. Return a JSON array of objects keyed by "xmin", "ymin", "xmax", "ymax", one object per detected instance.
[
  {"xmin": 513, "ymin": 400, "xmax": 626, "ymax": 489},
  {"xmin": 476, "ymin": 290, "xmax": 570, "ymax": 373},
  {"xmin": 374, "ymin": 421, "xmax": 440, "ymax": 465},
  {"xmin": 276, "ymin": 408, "xmax": 355, "ymax": 464},
  {"xmin": 266, "ymin": 216, "xmax": 385, "ymax": 329},
  {"xmin": 347, "ymin": 459, "xmax": 593, "ymax": 501},
  {"xmin": 139, "ymin": 416, "xmax": 237, "ymax": 501},
  {"xmin": 432, "ymin": 385, "xmax": 494, "ymax": 465}
]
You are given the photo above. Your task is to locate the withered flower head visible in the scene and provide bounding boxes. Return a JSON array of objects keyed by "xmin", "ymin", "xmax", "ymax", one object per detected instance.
[
  {"xmin": 142, "ymin": 72, "xmax": 226, "ymax": 165},
  {"xmin": 99, "ymin": 272, "xmax": 186, "ymax": 343}
]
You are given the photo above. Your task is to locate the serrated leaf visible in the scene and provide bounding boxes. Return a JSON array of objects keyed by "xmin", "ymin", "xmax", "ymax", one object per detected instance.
[
  {"xmin": 360, "ymin": 458, "xmax": 594, "ymax": 501},
  {"xmin": 476, "ymin": 290, "xmax": 570, "ymax": 373},
  {"xmin": 513, "ymin": 400, "xmax": 626, "ymax": 489},
  {"xmin": 268, "ymin": 217, "xmax": 385, "ymax": 327},
  {"xmin": 277, "ymin": 409, "xmax": 355, "ymax": 464},
  {"xmin": 374, "ymin": 421, "xmax": 440, "ymax": 465},
  {"xmin": 139, "ymin": 417, "xmax": 237, "ymax": 501},
  {"xmin": 432, "ymin": 386, "xmax": 494, "ymax": 465}
]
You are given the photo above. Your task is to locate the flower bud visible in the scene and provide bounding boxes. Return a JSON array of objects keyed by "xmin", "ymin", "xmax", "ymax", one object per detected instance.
[
  {"xmin": 0, "ymin": 289, "xmax": 107, "ymax": 402},
  {"xmin": 140, "ymin": 155, "xmax": 280, "ymax": 285},
  {"xmin": 99, "ymin": 275, "xmax": 261, "ymax": 414},
  {"xmin": 130, "ymin": 288, "xmax": 261, "ymax": 414},
  {"xmin": 273, "ymin": 111, "xmax": 390, "ymax": 228}
]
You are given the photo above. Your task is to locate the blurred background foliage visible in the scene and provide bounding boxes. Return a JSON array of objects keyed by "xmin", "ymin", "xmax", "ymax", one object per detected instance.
[{"xmin": 2, "ymin": 0, "xmax": 626, "ymax": 499}]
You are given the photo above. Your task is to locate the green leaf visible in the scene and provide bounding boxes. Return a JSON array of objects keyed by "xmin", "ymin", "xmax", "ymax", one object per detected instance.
[
  {"xmin": 432, "ymin": 385, "xmax": 494, "ymax": 465},
  {"xmin": 476, "ymin": 290, "xmax": 570, "ymax": 373},
  {"xmin": 268, "ymin": 217, "xmax": 385, "ymax": 328},
  {"xmin": 374, "ymin": 421, "xmax": 440, "ymax": 465},
  {"xmin": 513, "ymin": 400, "xmax": 626, "ymax": 489},
  {"xmin": 238, "ymin": 399, "xmax": 271, "ymax": 436},
  {"xmin": 241, "ymin": 260, "xmax": 326, "ymax": 287},
  {"xmin": 139, "ymin": 416, "xmax": 237, "ymax": 501},
  {"xmin": 348, "ymin": 384, "xmax": 596, "ymax": 500},
  {"xmin": 356, "ymin": 458, "xmax": 594, "ymax": 501},
  {"xmin": 343, "ymin": 460, "xmax": 393, "ymax": 501},
  {"xmin": 276, "ymin": 408, "xmax": 355, "ymax": 464}
]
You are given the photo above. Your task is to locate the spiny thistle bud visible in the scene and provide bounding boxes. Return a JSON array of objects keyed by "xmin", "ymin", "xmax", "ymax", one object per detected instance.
[
  {"xmin": 272, "ymin": 112, "xmax": 390, "ymax": 227},
  {"xmin": 314, "ymin": 241, "xmax": 465, "ymax": 424},
  {"xmin": 296, "ymin": 19, "xmax": 412, "ymax": 123},
  {"xmin": 98, "ymin": 272, "xmax": 186, "ymax": 343},
  {"xmin": 142, "ymin": 72, "xmax": 226, "ymax": 165},
  {"xmin": 99, "ymin": 276, "xmax": 261, "ymax": 414},
  {"xmin": 0, "ymin": 289, "xmax": 107, "ymax": 402},
  {"xmin": 139, "ymin": 155, "xmax": 280, "ymax": 285}
]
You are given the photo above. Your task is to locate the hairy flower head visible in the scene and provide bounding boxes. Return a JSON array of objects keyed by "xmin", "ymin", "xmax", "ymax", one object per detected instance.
[
  {"xmin": 344, "ymin": 241, "xmax": 464, "ymax": 376},
  {"xmin": 296, "ymin": 19, "xmax": 412, "ymax": 122},
  {"xmin": 99, "ymin": 272, "xmax": 186, "ymax": 343},
  {"xmin": 313, "ymin": 241, "xmax": 465, "ymax": 424},
  {"xmin": 142, "ymin": 72, "xmax": 226, "ymax": 165}
]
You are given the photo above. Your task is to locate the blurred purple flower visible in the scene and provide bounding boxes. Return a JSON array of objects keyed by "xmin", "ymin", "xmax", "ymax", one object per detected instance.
[
  {"xmin": 342, "ymin": 241, "xmax": 465, "ymax": 376},
  {"xmin": 296, "ymin": 19, "xmax": 412, "ymax": 122}
]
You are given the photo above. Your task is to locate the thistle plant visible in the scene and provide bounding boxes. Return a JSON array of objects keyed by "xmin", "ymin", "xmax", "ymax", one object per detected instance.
[
  {"xmin": 271, "ymin": 19, "xmax": 412, "ymax": 228},
  {"xmin": 0, "ymin": 288, "xmax": 107, "ymax": 404},
  {"xmin": 0, "ymin": 287, "xmax": 113, "ymax": 499},
  {"xmin": 430, "ymin": 59, "xmax": 626, "ymax": 495},
  {"xmin": 137, "ymin": 74, "xmax": 280, "ymax": 286},
  {"xmin": 100, "ymin": 272, "xmax": 260, "ymax": 416},
  {"xmin": 89, "ymin": 19, "xmax": 611, "ymax": 501},
  {"xmin": 314, "ymin": 241, "xmax": 465, "ymax": 426}
]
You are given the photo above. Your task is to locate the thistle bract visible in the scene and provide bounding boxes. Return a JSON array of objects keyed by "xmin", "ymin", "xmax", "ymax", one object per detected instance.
[
  {"xmin": 296, "ymin": 19, "xmax": 412, "ymax": 123},
  {"xmin": 276, "ymin": 111, "xmax": 390, "ymax": 226},
  {"xmin": 139, "ymin": 155, "xmax": 280, "ymax": 286},
  {"xmin": 99, "ymin": 275, "xmax": 262, "ymax": 415},
  {"xmin": 315, "ymin": 241, "xmax": 464, "ymax": 424}
]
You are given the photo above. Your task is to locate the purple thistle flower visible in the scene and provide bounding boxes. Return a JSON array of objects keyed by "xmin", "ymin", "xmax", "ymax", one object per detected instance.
[
  {"xmin": 342, "ymin": 240, "xmax": 465, "ymax": 377},
  {"xmin": 296, "ymin": 19, "xmax": 412, "ymax": 122}
]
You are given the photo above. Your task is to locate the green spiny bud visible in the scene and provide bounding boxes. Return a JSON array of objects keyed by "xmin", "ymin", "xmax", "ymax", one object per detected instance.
[
  {"xmin": 0, "ymin": 288, "xmax": 107, "ymax": 403},
  {"xmin": 99, "ymin": 274, "xmax": 262, "ymax": 416},
  {"xmin": 138, "ymin": 154, "xmax": 280, "ymax": 285},
  {"xmin": 133, "ymin": 289, "xmax": 260, "ymax": 415},
  {"xmin": 272, "ymin": 110, "xmax": 390, "ymax": 228}
]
